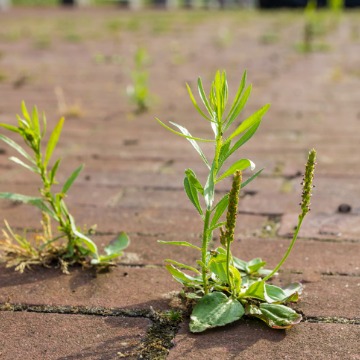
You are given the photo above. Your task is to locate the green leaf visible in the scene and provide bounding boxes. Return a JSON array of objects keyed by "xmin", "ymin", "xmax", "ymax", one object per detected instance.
[
  {"xmin": 246, "ymin": 258, "xmax": 266, "ymax": 274},
  {"xmin": 228, "ymin": 104, "xmax": 270, "ymax": 141},
  {"xmin": 218, "ymin": 139, "xmax": 231, "ymax": 169},
  {"xmin": 68, "ymin": 214, "xmax": 99, "ymax": 258},
  {"xmin": 185, "ymin": 169, "xmax": 204, "ymax": 195},
  {"xmin": 233, "ymin": 256, "xmax": 247, "ymax": 271},
  {"xmin": 104, "ymin": 232, "xmax": 129, "ymax": 256},
  {"xmin": 62, "ymin": 164, "xmax": 83, "ymax": 194},
  {"xmin": 32, "ymin": 106, "xmax": 40, "ymax": 136},
  {"xmin": 204, "ymin": 163, "xmax": 215, "ymax": 209},
  {"xmin": 184, "ymin": 174, "xmax": 203, "ymax": 216},
  {"xmin": 21, "ymin": 101, "xmax": 31, "ymax": 124},
  {"xmin": 0, "ymin": 123, "xmax": 20, "ymax": 133},
  {"xmin": 155, "ymin": 118, "xmax": 214, "ymax": 143},
  {"xmin": 265, "ymin": 283, "xmax": 303, "ymax": 304},
  {"xmin": 0, "ymin": 134, "xmax": 35, "ymax": 164},
  {"xmin": 157, "ymin": 240, "xmax": 201, "ymax": 251},
  {"xmin": 190, "ymin": 292, "xmax": 244, "ymax": 333},
  {"xmin": 0, "ymin": 192, "xmax": 57, "ymax": 220},
  {"xmin": 165, "ymin": 264, "xmax": 202, "ymax": 286},
  {"xmin": 224, "ymin": 85, "xmax": 252, "ymax": 132},
  {"xmin": 244, "ymin": 280, "xmax": 265, "ymax": 300},
  {"xmin": 164, "ymin": 259, "xmax": 201, "ymax": 274},
  {"xmin": 210, "ymin": 194, "xmax": 228, "ymax": 228},
  {"xmin": 224, "ymin": 71, "xmax": 247, "ymax": 127},
  {"xmin": 227, "ymin": 121, "xmax": 261, "ymax": 159},
  {"xmin": 247, "ymin": 303, "xmax": 302, "ymax": 329},
  {"xmin": 44, "ymin": 117, "xmax": 64, "ymax": 167},
  {"xmin": 197, "ymin": 77, "xmax": 214, "ymax": 118},
  {"xmin": 186, "ymin": 83, "xmax": 211, "ymax": 121},
  {"xmin": 217, "ymin": 159, "xmax": 255, "ymax": 182},
  {"xmin": 209, "ymin": 255, "xmax": 228, "ymax": 283},
  {"xmin": 9, "ymin": 156, "xmax": 39, "ymax": 174},
  {"xmin": 170, "ymin": 122, "xmax": 210, "ymax": 168},
  {"xmin": 49, "ymin": 159, "xmax": 61, "ymax": 184},
  {"xmin": 241, "ymin": 168, "xmax": 263, "ymax": 189}
]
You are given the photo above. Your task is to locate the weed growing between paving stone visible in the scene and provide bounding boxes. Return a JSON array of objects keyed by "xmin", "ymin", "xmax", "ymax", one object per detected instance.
[
  {"xmin": 0, "ymin": 102, "xmax": 129, "ymax": 273},
  {"xmin": 157, "ymin": 70, "xmax": 316, "ymax": 332},
  {"xmin": 126, "ymin": 47, "xmax": 150, "ymax": 114}
]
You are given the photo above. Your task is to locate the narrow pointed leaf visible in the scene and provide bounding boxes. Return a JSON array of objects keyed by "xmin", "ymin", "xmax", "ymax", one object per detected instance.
[
  {"xmin": 227, "ymin": 121, "xmax": 261, "ymax": 159},
  {"xmin": 157, "ymin": 240, "xmax": 201, "ymax": 251},
  {"xmin": 9, "ymin": 156, "xmax": 39, "ymax": 174},
  {"xmin": 164, "ymin": 259, "xmax": 201, "ymax": 274},
  {"xmin": 217, "ymin": 159, "xmax": 255, "ymax": 182},
  {"xmin": 62, "ymin": 164, "xmax": 83, "ymax": 194},
  {"xmin": 32, "ymin": 106, "xmax": 40, "ymax": 135},
  {"xmin": 204, "ymin": 164, "xmax": 215, "ymax": 209},
  {"xmin": 165, "ymin": 264, "xmax": 202, "ymax": 286},
  {"xmin": 170, "ymin": 121, "xmax": 210, "ymax": 168},
  {"xmin": 186, "ymin": 83, "xmax": 211, "ymax": 121},
  {"xmin": 49, "ymin": 158, "xmax": 61, "ymax": 184},
  {"xmin": 224, "ymin": 71, "xmax": 247, "ymax": 124},
  {"xmin": 156, "ymin": 118, "xmax": 213, "ymax": 143},
  {"xmin": 0, "ymin": 134, "xmax": 35, "ymax": 164},
  {"xmin": 224, "ymin": 85, "xmax": 252, "ymax": 131},
  {"xmin": 0, "ymin": 192, "xmax": 57, "ymax": 219},
  {"xmin": 0, "ymin": 123, "xmax": 20, "ymax": 133},
  {"xmin": 197, "ymin": 77, "xmax": 214, "ymax": 117},
  {"xmin": 44, "ymin": 117, "xmax": 64, "ymax": 167},
  {"xmin": 210, "ymin": 194, "xmax": 229, "ymax": 228},
  {"xmin": 241, "ymin": 168, "xmax": 263, "ymax": 189},
  {"xmin": 21, "ymin": 101, "xmax": 31, "ymax": 124},
  {"xmin": 229, "ymin": 104, "xmax": 270, "ymax": 140}
]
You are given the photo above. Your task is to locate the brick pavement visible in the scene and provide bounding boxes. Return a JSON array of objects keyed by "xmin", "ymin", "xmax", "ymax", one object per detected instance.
[{"xmin": 0, "ymin": 8, "xmax": 359, "ymax": 359}]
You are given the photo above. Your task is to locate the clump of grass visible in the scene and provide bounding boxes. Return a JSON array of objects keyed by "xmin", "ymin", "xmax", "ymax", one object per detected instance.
[
  {"xmin": 157, "ymin": 70, "xmax": 316, "ymax": 332},
  {"xmin": 0, "ymin": 102, "xmax": 129, "ymax": 273}
]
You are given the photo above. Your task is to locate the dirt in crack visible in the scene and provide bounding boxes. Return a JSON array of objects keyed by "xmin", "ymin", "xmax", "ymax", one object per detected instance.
[{"xmin": 0, "ymin": 303, "xmax": 183, "ymax": 359}]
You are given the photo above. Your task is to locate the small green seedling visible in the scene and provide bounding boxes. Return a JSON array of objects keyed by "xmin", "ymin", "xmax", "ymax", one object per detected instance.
[
  {"xmin": 157, "ymin": 70, "xmax": 316, "ymax": 332},
  {"xmin": 0, "ymin": 102, "xmax": 129, "ymax": 272},
  {"xmin": 126, "ymin": 47, "xmax": 150, "ymax": 113}
]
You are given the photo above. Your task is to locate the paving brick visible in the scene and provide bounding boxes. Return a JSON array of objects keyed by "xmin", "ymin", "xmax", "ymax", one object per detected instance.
[
  {"xmin": 168, "ymin": 321, "xmax": 360, "ymax": 360},
  {"xmin": 279, "ymin": 212, "xmax": 360, "ymax": 241},
  {"xmin": 0, "ymin": 265, "xmax": 178, "ymax": 311},
  {"xmin": 0, "ymin": 312, "xmax": 149, "ymax": 360}
]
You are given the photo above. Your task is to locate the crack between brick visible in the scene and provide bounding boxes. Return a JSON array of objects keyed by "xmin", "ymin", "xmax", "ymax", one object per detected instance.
[
  {"xmin": 0, "ymin": 303, "xmax": 182, "ymax": 359},
  {"xmin": 303, "ymin": 316, "xmax": 360, "ymax": 325}
]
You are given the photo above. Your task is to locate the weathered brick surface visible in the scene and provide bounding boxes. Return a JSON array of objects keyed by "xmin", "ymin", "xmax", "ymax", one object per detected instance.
[
  {"xmin": 0, "ymin": 8, "xmax": 359, "ymax": 359},
  {"xmin": 168, "ymin": 321, "xmax": 360, "ymax": 360},
  {"xmin": 0, "ymin": 312, "xmax": 149, "ymax": 360}
]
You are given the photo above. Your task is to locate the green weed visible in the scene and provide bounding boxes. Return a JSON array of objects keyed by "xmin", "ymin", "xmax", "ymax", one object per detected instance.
[
  {"xmin": 0, "ymin": 102, "xmax": 129, "ymax": 272},
  {"xmin": 127, "ymin": 47, "xmax": 150, "ymax": 113},
  {"xmin": 157, "ymin": 70, "xmax": 316, "ymax": 332}
]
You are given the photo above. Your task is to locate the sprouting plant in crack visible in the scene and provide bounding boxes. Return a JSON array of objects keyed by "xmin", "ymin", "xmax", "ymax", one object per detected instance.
[
  {"xmin": 126, "ymin": 47, "xmax": 150, "ymax": 113},
  {"xmin": 0, "ymin": 102, "xmax": 129, "ymax": 273},
  {"xmin": 157, "ymin": 70, "xmax": 316, "ymax": 332}
]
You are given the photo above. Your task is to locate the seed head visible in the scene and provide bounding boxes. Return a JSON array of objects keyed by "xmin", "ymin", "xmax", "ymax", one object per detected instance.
[
  {"xmin": 224, "ymin": 170, "xmax": 242, "ymax": 245},
  {"xmin": 300, "ymin": 149, "xmax": 316, "ymax": 217}
]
